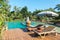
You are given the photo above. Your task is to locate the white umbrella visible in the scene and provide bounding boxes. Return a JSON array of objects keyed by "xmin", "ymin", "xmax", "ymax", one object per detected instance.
[{"xmin": 37, "ymin": 11, "xmax": 59, "ymax": 17}]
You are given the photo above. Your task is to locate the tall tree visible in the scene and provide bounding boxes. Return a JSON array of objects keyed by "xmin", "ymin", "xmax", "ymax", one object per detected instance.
[
  {"xmin": 0, "ymin": 0, "xmax": 11, "ymax": 21},
  {"xmin": 32, "ymin": 9, "xmax": 42, "ymax": 16},
  {"xmin": 54, "ymin": 4, "xmax": 60, "ymax": 11},
  {"xmin": 20, "ymin": 6, "xmax": 30, "ymax": 18}
]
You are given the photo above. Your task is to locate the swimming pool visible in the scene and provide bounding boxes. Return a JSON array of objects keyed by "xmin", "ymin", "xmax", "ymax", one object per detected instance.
[
  {"xmin": 6, "ymin": 22, "xmax": 25, "ymax": 30},
  {"xmin": 5, "ymin": 21, "xmax": 60, "ymax": 33},
  {"xmin": 6, "ymin": 21, "xmax": 41, "ymax": 30}
]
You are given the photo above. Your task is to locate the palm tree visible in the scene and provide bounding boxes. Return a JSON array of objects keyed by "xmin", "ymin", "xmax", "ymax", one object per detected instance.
[
  {"xmin": 54, "ymin": 4, "xmax": 60, "ymax": 11},
  {"xmin": 54, "ymin": 4, "xmax": 60, "ymax": 20}
]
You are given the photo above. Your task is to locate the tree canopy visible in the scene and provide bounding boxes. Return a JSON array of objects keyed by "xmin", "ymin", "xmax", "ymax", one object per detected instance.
[{"xmin": 0, "ymin": 0, "xmax": 60, "ymax": 21}]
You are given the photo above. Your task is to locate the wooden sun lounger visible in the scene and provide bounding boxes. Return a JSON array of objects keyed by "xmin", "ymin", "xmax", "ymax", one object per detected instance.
[{"xmin": 33, "ymin": 26, "xmax": 57, "ymax": 37}]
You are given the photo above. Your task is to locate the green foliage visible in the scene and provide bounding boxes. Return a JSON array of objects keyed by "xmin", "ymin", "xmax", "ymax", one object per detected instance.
[
  {"xmin": 54, "ymin": 4, "xmax": 60, "ymax": 11},
  {"xmin": 20, "ymin": 6, "xmax": 31, "ymax": 18},
  {"xmin": 0, "ymin": 0, "xmax": 60, "ymax": 40},
  {"xmin": 32, "ymin": 9, "xmax": 42, "ymax": 15},
  {"xmin": 43, "ymin": 8, "xmax": 55, "ymax": 12},
  {"xmin": 0, "ymin": 0, "xmax": 60, "ymax": 25},
  {"xmin": 0, "ymin": 0, "xmax": 10, "ymax": 36}
]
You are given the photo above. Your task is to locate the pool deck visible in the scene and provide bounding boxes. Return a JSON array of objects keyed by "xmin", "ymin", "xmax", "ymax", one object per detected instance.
[{"xmin": 2, "ymin": 29, "xmax": 60, "ymax": 40}]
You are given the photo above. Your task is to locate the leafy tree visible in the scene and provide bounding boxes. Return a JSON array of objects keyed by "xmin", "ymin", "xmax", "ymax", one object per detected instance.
[
  {"xmin": 54, "ymin": 4, "xmax": 60, "ymax": 11},
  {"xmin": 43, "ymin": 8, "xmax": 55, "ymax": 12},
  {"xmin": 0, "ymin": 0, "xmax": 10, "ymax": 21},
  {"xmin": 9, "ymin": 6, "xmax": 23, "ymax": 20},
  {"xmin": 54, "ymin": 4, "xmax": 60, "ymax": 20},
  {"xmin": 0, "ymin": 0, "xmax": 10, "ymax": 38},
  {"xmin": 32, "ymin": 9, "xmax": 43, "ymax": 21},
  {"xmin": 32, "ymin": 9, "xmax": 42, "ymax": 16},
  {"xmin": 20, "ymin": 6, "xmax": 31, "ymax": 18}
]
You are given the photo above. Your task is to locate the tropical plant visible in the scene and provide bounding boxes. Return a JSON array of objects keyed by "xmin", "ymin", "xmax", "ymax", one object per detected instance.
[
  {"xmin": 54, "ymin": 4, "xmax": 60, "ymax": 11},
  {"xmin": 54, "ymin": 4, "xmax": 60, "ymax": 20}
]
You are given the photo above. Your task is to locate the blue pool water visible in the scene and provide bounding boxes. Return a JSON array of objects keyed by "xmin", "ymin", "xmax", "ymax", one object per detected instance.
[
  {"xmin": 5, "ymin": 21, "xmax": 60, "ymax": 33},
  {"xmin": 6, "ymin": 21, "xmax": 40, "ymax": 30},
  {"xmin": 6, "ymin": 22, "xmax": 26, "ymax": 29}
]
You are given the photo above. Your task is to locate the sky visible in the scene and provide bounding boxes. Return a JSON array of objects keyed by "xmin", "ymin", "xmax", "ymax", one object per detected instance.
[{"xmin": 9, "ymin": 0, "xmax": 60, "ymax": 11}]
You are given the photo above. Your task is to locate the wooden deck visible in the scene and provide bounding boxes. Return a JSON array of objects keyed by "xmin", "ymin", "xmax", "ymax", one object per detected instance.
[
  {"xmin": 2, "ymin": 29, "xmax": 60, "ymax": 40},
  {"xmin": 2, "ymin": 29, "xmax": 32, "ymax": 40}
]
